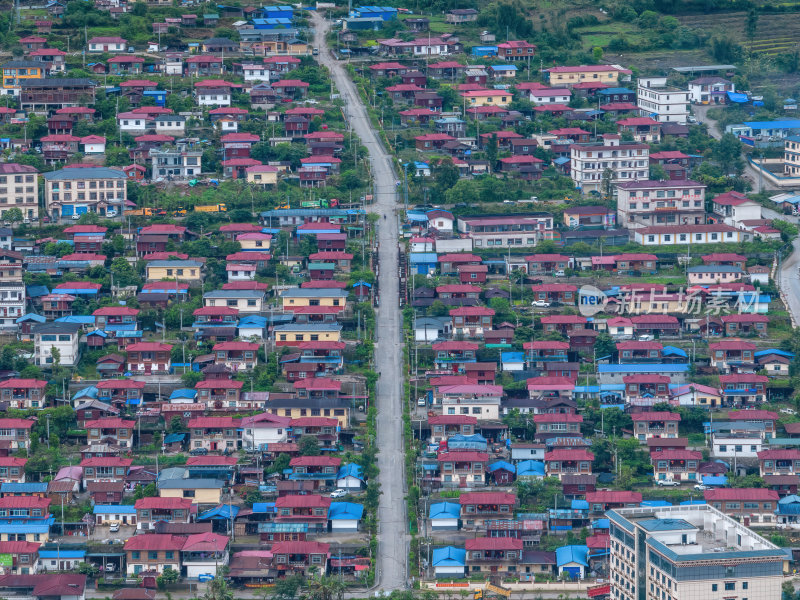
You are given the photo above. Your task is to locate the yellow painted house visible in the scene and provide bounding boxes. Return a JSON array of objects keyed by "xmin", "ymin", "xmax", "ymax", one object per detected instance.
[
  {"xmin": 461, "ymin": 90, "xmax": 511, "ymax": 107},
  {"xmin": 236, "ymin": 232, "xmax": 272, "ymax": 251},
  {"xmin": 245, "ymin": 165, "xmax": 279, "ymax": 187},
  {"xmin": 267, "ymin": 404, "xmax": 350, "ymax": 428},
  {"xmin": 546, "ymin": 65, "xmax": 631, "ymax": 86},
  {"xmin": 273, "ymin": 323, "xmax": 342, "ymax": 346},
  {"xmin": 159, "ymin": 481, "xmax": 222, "ymax": 505},
  {"xmin": 145, "ymin": 260, "xmax": 204, "ymax": 282},
  {"xmin": 2, "ymin": 60, "xmax": 44, "ymax": 94},
  {"xmin": 280, "ymin": 288, "xmax": 348, "ymax": 311}
]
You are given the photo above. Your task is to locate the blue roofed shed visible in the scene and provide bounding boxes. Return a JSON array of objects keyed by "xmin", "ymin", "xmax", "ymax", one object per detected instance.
[
  {"xmin": 429, "ymin": 501, "xmax": 460, "ymax": 530},
  {"xmin": 337, "ymin": 463, "xmax": 365, "ymax": 490},
  {"xmin": 556, "ymin": 545, "xmax": 589, "ymax": 579},
  {"xmin": 487, "ymin": 460, "xmax": 515, "ymax": 484},
  {"xmin": 432, "ymin": 546, "xmax": 466, "ymax": 577},
  {"xmin": 329, "ymin": 502, "xmax": 364, "ymax": 532},
  {"xmin": 516, "ymin": 460, "xmax": 545, "ymax": 479}
]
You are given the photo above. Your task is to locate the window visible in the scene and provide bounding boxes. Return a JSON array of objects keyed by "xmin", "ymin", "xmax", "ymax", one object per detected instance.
[{"xmin": 724, "ymin": 582, "xmax": 735, "ymax": 591}]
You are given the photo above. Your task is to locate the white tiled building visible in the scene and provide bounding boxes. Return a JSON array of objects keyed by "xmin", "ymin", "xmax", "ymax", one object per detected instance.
[
  {"xmin": 570, "ymin": 134, "xmax": 649, "ymax": 193},
  {"xmin": 637, "ymin": 77, "xmax": 690, "ymax": 124}
]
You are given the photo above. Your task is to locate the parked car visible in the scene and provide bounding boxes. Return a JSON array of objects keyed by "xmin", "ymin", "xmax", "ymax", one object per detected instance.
[
  {"xmin": 656, "ymin": 479, "xmax": 680, "ymax": 487},
  {"xmin": 553, "ymin": 270, "xmax": 566, "ymax": 277},
  {"xmin": 781, "ymin": 408, "xmax": 797, "ymax": 415},
  {"xmin": 330, "ymin": 489, "xmax": 347, "ymax": 499},
  {"xmin": 189, "ymin": 447, "xmax": 209, "ymax": 456},
  {"xmin": 109, "ymin": 523, "xmax": 120, "ymax": 533},
  {"xmin": 417, "ymin": 397, "xmax": 426, "ymax": 406},
  {"xmin": 532, "ymin": 300, "xmax": 551, "ymax": 308},
  {"xmin": 693, "ymin": 484, "xmax": 709, "ymax": 491}
]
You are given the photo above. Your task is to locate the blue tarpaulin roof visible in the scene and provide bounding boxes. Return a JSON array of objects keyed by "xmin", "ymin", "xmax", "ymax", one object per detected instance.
[
  {"xmin": 641, "ymin": 500, "xmax": 673, "ymax": 507},
  {"xmin": 337, "ymin": 463, "xmax": 364, "ymax": 481},
  {"xmin": 163, "ymin": 433, "xmax": 186, "ymax": 444},
  {"xmin": 571, "ymin": 499, "xmax": 589, "ymax": 510},
  {"xmin": 662, "ymin": 346, "xmax": 687, "ymax": 358},
  {"xmin": 727, "ymin": 91, "xmax": 749, "ymax": 103},
  {"xmin": 702, "ymin": 475, "xmax": 728, "ymax": 486},
  {"xmin": 40, "ymin": 550, "xmax": 85, "ymax": 558},
  {"xmin": 170, "ymin": 389, "xmax": 197, "ymax": 400}
]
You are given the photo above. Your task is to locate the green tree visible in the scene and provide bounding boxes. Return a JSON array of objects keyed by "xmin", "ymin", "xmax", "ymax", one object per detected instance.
[
  {"xmin": 594, "ymin": 332, "xmax": 616, "ymax": 360},
  {"xmin": 271, "ymin": 575, "xmax": 304, "ymax": 600},
  {"xmin": 713, "ymin": 133, "xmax": 743, "ymax": 174},
  {"xmin": 649, "ymin": 163, "xmax": 668, "ymax": 181},
  {"xmin": 745, "ymin": 8, "xmax": 759, "ymax": 52},
  {"xmin": 305, "ymin": 571, "xmax": 346, "ymax": 600},
  {"xmin": 298, "ymin": 436, "xmax": 320, "ymax": 456},
  {"xmin": 203, "ymin": 569, "xmax": 234, "ymax": 600},
  {"xmin": 157, "ymin": 568, "xmax": 179, "ymax": 589},
  {"xmin": 2, "ymin": 207, "xmax": 22, "ymax": 225},
  {"xmin": 485, "ymin": 134, "xmax": 498, "ymax": 171}
]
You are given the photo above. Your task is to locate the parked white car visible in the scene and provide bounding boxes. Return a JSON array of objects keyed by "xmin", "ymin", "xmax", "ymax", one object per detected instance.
[
  {"xmin": 532, "ymin": 300, "xmax": 551, "ymax": 308},
  {"xmin": 330, "ymin": 489, "xmax": 347, "ymax": 499},
  {"xmin": 656, "ymin": 479, "xmax": 680, "ymax": 487}
]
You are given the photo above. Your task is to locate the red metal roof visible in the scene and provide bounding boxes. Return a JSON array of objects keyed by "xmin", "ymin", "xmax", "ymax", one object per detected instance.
[
  {"xmin": 586, "ymin": 490, "xmax": 642, "ymax": 504},
  {"xmin": 465, "ymin": 537, "xmax": 522, "ymax": 551},
  {"xmin": 728, "ymin": 410, "xmax": 778, "ymax": 420},
  {"xmin": 544, "ymin": 449, "xmax": 594, "ymax": 461},
  {"xmin": 631, "ymin": 411, "xmax": 680, "ymax": 421},
  {"xmin": 651, "ymin": 450, "xmax": 702, "ymax": 460},
  {"xmin": 616, "ymin": 341, "xmax": 663, "ymax": 351},
  {"xmin": 271, "ymin": 541, "xmax": 330, "ymax": 554},
  {"xmin": 530, "ymin": 284, "xmax": 577, "ymax": 293},
  {"xmin": 124, "ymin": 534, "xmax": 186, "ymax": 551},
  {"xmin": 540, "ymin": 315, "xmax": 586, "ymax": 324},
  {"xmin": 275, "ymin": 495, "xmax": 332, "ymax": 509},
  {"xmin": 80, "ymin": 457, "xmax": 133, "ymax": 467},
  {"xmin": 290, "ymin": 456, "xmax": 342, "ymax": 467},
  {"xmin": 436, "ymin": 451, "xmax": 489, "ymax": 462},
  {"xmin": 533, "ymin": 414, "xmax": 583, "ymax": 423},
  {"xmin": 705, "ymin": 488, "xmax": 778, "ymax": 502},
  {"xmin": 126, "ymin": 342, "xmax": 172, "ymax": 352},
  {"xmin": 0, "ymin": 379, "xmax": 47, "ymax": 389},
  {"xmin": 709, "ymin": 340, "xmax": 757, "ymax": 351},
  {"xmin": 289, "ymin": 417, "xmax": 338, "ymax": 427},
  {"xmin": 183, "ymin": 532, "xmax": 229, "ymax": 552},
  {"xmin": 459, "ymin": 492, "xmax": 516, "ymax": 505},
  {"xmin": 135, "ymin": 497, "xmax": 193, "ymax": 510},
  {"xmin": 759, "ymin": 449, "xmax": 800, "ymax": 460},
  {"xmin": 187, "ymin": 417, "xmax": 240, "ymax": 428},
  {"xmin": 0, "ymin": 419, "xmax": 34, "ymax": 429},
  {"xmin": 428, "ymin": 415, "xmax": 477, "ymax": 426},
  {"xmin": 720, "ymin": 314, "xmax": 769, "ymax": 323},
  {"xmin": 449, "ymin": 306, "xmax": 494, "ymax": 316},
  {"xmin": 212, "ymin": 341, "xmax": 259, "ymax": 351},
  {"xmin": 624, "ymin": 375, "xmax": 671, "ymax": 384},
  {"xmin": 195, "ymin": 380, "xmax": 243, "ymax": 389},
  {"xmin": 84, "ymin": 418, "xmax": 135, "ymax": 428},
  {"xmin": 293, "ymin": 378, "xmax": 342, "ymax": 391},
  {"xmin": 523, "ymin": 341, "xmax": 570, "ymax": 350}
]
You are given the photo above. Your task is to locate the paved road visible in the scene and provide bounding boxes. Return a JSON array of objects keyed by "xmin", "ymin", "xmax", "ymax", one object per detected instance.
[
  {"xmin": 692, "ymin": 104, "xmax": 776, "ymax": 192},
  {"xmin": 761, "ymin": 206, "xmax": 800, "ymax": 326},
  {"xmin": 312, "ymin": 12, "xmax": 409, "ymax": 593}
]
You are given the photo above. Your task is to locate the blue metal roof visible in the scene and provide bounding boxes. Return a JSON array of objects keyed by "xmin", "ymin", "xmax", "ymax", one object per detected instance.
[
  {"xmin": 432, "ymin": 545, "xmax": 465, "ymax": 567},
  {"xmin": 502, "ymin": 351, "xmax": 525, "ymax": 362},
  {"xmin": 488, "ymin": 460, "xmax": 515, "ymax": 473},
  {"xmin": 678, "ymin": 500, "xmax": 706, "ymax": 506},
  {"xmin": 754, "ymin": 349, "xmax": 794, "ymax": 358},
  {"xmin": 702, "ymin": 475, "xmax": 728, "ymax": 486},
  {"xmin": 26, "ymin": 285, "xmax": 49, "ymax": 297},
  {"xmin": 93, "ymin": 505, "xmax": 136, "ymax": 514},
  {"xmin": 640, "ymin": 500, "xmax": 672, "ymax": 507},
  {"xmin": 198, "ymin": 504, "xmax": 240, "ymax": 521},
  {"xmin": 638, "ymin": 518, "xmax": 695, "ymax": 532},
  {"xmin": 744, "ymin": 119, "xmax": 800, "ymax": 130},
  {"xmin": 599, "ymin": 364, "xmax": 689, "ymax": 374},
  {"xmin": 662, "ymin": 346, "xmax": 687, "ymax": 358},
  {"xmin": 15, "ymin": 313, "xmax": 45, "ymax": 324},
  {"xmin": 409, "ymin": 253, "xmax": 437, "ymax": 263},
  {"xmin": 429, "ymin": 501, "xmax": 460, "ymax": 520},
  {"xmin": 337, "ymin": 463, "xmax": 364, "ymax": 481},
  {"xmin": 328, "ymin": 502, "xmax": 364, "ymax": 520},
  {"xmin": 252, "ymin": 502, "xmax": 276, "ymax": 514},
  {"xmin": 516, "ymin": 460, "xmax": 545, "ymax": 477},
  {"xmin": 556, "ymin": 545, "xmax": 589, "ymax": 567},
  {"xmin": 170, "ymin": 388, "xmax": 197, "ymax": 400},
  {"xmin": 592, "ymin": 518, "xmax": 610, "ymax": 529},
  {"xmin": 56, "ymin": 315, "xmax": 95, "ymax": 324},
  {"xmin": 0, "ymin": 483, "xmax": 47, "ymax": 493},
  {"xmin": 571, "ymin": 499, "xmax": 589, "ymax": 510},
  {"xmin": 40, "ymin": 550, "xmax": 85, "ymax": 558}
]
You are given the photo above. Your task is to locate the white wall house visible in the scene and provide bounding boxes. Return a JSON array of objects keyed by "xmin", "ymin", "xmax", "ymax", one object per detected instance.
[
  {"xmin": 33, "ymin": 322, "xmax": 82, "ymax": 366},
  {"xmin": 637, "ymin": 77, "xmax": 690, "ymax": 124},
  {"xmin": 570, "ymin": 135, "xmax": 649, "ymax": 193}
]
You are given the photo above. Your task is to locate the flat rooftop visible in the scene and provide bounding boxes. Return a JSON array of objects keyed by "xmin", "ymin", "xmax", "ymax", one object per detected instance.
[{"xmin": 609, "ymin": 504, "xmax": 787, "ymax": 562}]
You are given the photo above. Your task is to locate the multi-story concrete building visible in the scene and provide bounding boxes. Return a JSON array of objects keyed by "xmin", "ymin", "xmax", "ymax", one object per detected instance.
[
  {"xmin": 0, "ymin": 164, "xmax": 39, "ymax": 222},
  {"xmin": 149, "ymin": 140, "xmax": 203, "ymax": 179},
  {"xmin": 637, "ymin": 76, "xmax": 690, "ymax": 124},
  {"xmin": 615, "ymin": 179, "xmax": 706, "ymax": 229},
  {"xmin": 0, "ymin": 251, "xmax": 24, "ymax": 331},
  {"xmin": 570, "ymin": 135, "xmax": 649, "ymax": 194},
  {"xmin": 42, "ymin": 166, "xmax": 126, "ymax": 222},
  {"xmin": 608, "ymin": 504, "xmax": 787, "ymax": 600}
]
